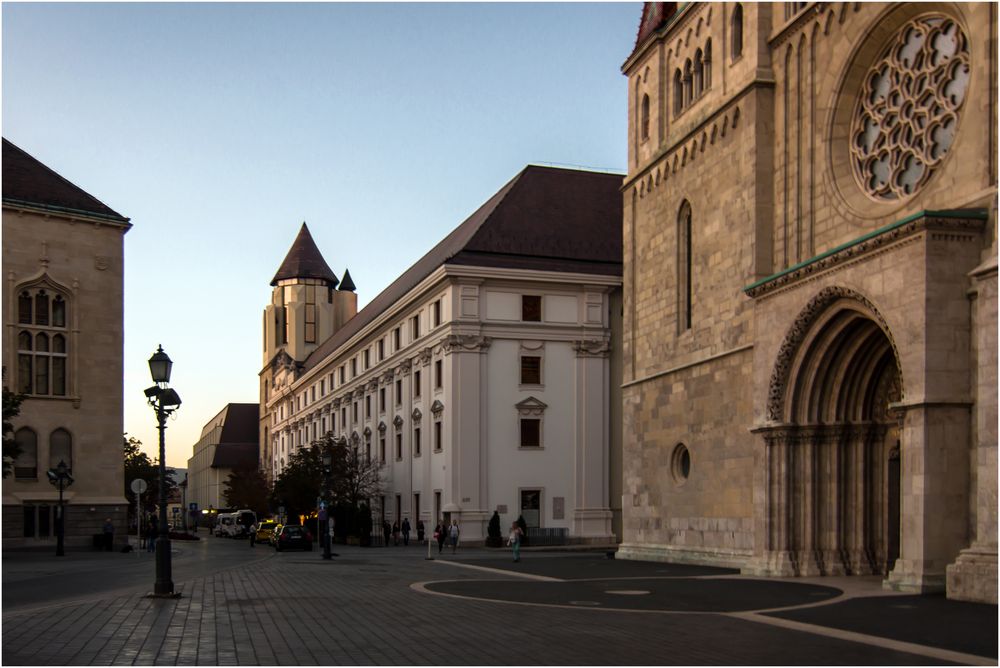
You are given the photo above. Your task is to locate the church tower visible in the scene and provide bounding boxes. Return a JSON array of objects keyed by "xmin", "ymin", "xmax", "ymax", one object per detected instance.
[{"xmin": 263, "ymin": 222, "xmax": 340, "ymax": 366}]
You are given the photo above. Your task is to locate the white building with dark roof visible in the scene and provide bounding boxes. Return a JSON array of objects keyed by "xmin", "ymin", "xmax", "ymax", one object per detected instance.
[
  {"xmin": 186, "ymin": 403, "xmax": 259, "ymax": 514},
  {"xmin": 260, "ymin": 165, "xmax": 624, "ymax": 544}
]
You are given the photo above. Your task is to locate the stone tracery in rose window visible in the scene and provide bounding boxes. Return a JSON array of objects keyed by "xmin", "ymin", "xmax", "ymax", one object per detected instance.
[{"xmin": 850, "ymin": 16, "xmax": 970, "ymax": 201}]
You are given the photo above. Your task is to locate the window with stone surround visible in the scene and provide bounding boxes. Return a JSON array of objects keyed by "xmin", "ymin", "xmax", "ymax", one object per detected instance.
[
  {"xmin": 16, "ymin": 287, "xmax": 69, "ymax": 397},
  {"xmin": 731, "ymin": 4, "xmax": 743, "ymax": 60},
  {"xmin": 677, "ymin": 201, "xmax": 693, "ymax": 333}
]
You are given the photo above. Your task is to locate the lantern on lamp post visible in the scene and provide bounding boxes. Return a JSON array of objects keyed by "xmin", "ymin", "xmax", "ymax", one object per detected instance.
[{"xmin": 145, "ymin": 345, "xmax": 181, "ymax": 597}]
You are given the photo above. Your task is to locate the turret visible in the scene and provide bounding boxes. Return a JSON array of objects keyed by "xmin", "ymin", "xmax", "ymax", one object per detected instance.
[{"xmin": 332, "ymin": 267, "xmax": 358, "ymax": 333}]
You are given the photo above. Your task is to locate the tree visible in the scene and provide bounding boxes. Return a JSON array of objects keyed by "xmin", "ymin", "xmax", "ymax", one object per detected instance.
[
  {"xmin": 326, "ymin": 434, "xmax": 384, "ymax": 515},
  {"xmin": 269, "ymin": 443, "xmax": 323, "ymax": 520},
  {"xmin": 123, "ymin": 435, "xmax": 176, "ymax": 524},
  {"xmin": 2, "ymin": 370, "xmax": 25, "ymax": 479},
  {"xmin": 223, "ymin": 466, "xmax": 269, "ymax": 514}
]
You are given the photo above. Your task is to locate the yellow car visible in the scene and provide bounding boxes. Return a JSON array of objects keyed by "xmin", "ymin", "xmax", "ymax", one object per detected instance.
[{"xmin": 256, "ymin": 520, "xmax": 278, "ymax": 545}]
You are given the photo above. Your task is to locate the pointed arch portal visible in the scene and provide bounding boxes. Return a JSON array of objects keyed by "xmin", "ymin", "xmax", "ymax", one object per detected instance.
[{"xmin": 760, "ymin": 289, "xmax": 903, "ymax": 577}]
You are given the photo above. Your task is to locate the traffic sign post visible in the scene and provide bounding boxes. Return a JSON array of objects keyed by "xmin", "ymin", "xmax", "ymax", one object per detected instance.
[{"xmin": 130, "ymin": 479, "xmax": 147, "ymax": 556}]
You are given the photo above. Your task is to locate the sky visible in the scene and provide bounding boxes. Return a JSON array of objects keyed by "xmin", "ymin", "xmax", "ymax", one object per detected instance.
[{"xmin": 2, "ymin": 1, "xmax": 640, "ymax": 468}]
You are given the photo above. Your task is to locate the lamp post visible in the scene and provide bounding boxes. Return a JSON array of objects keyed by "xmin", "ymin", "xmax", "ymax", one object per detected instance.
[
  {"xmin": 321, "ymin": 448, "xmax": 333, "ymax": 560},
  {"xmin": 145, "ymin": 345, "xmax": 182, "ymax": 597},
  {"xmin": 47, "ymin": 459, "xmax": 74, "ymax": 557}
]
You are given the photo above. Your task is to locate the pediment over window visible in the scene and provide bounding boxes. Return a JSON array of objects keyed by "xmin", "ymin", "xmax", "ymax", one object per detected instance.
[
  {"xmin": 363, "ymin": 426, "xmax": 372, "ymax": 437},
  {"xmin": 393, "ymin": 415, "xmax": 404, "ymax": 429},
  {"xmin": 430, "ymin": 400, "xmax": 444, "ymax": 417},
  {"xmin": 411, "ymin": 407, "xmax": 423, "ymax": 422},
  {"xmin": 378, "ymin": 421, "xmax": 387, "ymax": 434},
  {"xmin": 515, "ymin": 396, "xmax": 548, "ymax": 416}
]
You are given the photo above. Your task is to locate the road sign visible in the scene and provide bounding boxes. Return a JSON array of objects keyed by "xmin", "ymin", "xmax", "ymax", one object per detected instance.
[
  {"xmin": 130, "ymin": 479, "xmax": 147, "ymax": 494},
  {"xmin": 319, "ymin": 501, "xmax": 326, "ymax": 510},
  {"xmin": 189, "ymin": 502, "xmax": 198, "ymax": 510}
]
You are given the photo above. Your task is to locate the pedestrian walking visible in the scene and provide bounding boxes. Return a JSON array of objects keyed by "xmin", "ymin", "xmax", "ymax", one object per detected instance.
[
  {"xmin": 103, "ymin": 517, "xmax": 115, "ymax": 552},
  {"xmin": 249, "ymin": 521, "xmax": 258, "ymax": 547},
  {"xmin": 417, "ymin": 519, "xmax": 425, "ymax": 543},
  {"xmin": 448, "ymin": 520, "xmax": 460, "ymax": 553},
  {"xmin": 434, "ymin": 523, "xmax": 445, "ymax": 553},
  {"xmin": 392, "ymin": 520, "xmax": 400, "ymax": 546},
  {"xmin": 401, "ymin": 518, "xmax": 411, "ymax": 546},
  {"xmin": 382, "ymin": 520, "xmax": 391, "ymax": 547},
  {"xmin": 507, "ymin": 522, "xmax": 523, "ymax": 562}
]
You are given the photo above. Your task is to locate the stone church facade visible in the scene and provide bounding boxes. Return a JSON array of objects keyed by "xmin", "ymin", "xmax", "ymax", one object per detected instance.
[{"xmin": 619, "ymin": 2, "xmax": 996, "ymax": 603}]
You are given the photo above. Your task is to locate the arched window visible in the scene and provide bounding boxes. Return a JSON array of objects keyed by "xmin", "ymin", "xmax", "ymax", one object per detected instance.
[
  {"xmin": 641, "ymin": 94, "xmax": 651, "ymax": 140},
  {"xmin": 14, "ymin": 427, "xmax": 38, "ymax": 479},
  {"xmin": 683, "ymin": 59, "xmax": 693, "ymax": 106},
  {"xmin": 673, "ymin": 69, "xmax": 684, "ymax": 115},
  {"xmin": 704, "ymin": 39, "xmax": 713, "ymax": 89},
  {"xmin": 16, "ymin": 286, "xmax": 70, "ymax": 397},
  {"xmin": 732, "ymin": 4, "xmax": 744, "ymax": 60},
  {"xmin": 694, "ymin": 49, "xmax": 704, "ymax": 98},
  {"xmin": 677, "ymin": 201, "xmax": 693, "ymax": 332},
  {"xmin": 49, "ymin": 428, "xmax": 72, "ymax": 471}
]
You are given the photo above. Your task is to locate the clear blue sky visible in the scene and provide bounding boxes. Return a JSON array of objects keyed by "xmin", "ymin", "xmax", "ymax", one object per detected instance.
[{"xmin": 3, "ymin": 2, "xmax": 640, "ymax": 467}]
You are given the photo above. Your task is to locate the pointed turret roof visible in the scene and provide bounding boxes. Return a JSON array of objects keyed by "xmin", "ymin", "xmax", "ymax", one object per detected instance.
[
  {"xmin": 338, "ymin": 268, "xmax": 356, "ymax": 292},
  {"xmin": 270, "ymin": 222, "xmax": 339, "ymax": 287}
]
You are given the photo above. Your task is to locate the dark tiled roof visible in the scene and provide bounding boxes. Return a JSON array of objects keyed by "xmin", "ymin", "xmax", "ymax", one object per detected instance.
[
  {"xmin": 301, "ymin": 165, "xmax": 623, "ymax": 372},
  {"xmin": 1, "ymin": 138, "xmax": 129, "ymax": 223},
  {"xmin": 210, "ymin": 403, "xmax": 259, "ymax": 470},
  {"xmin": 339, "ymin": 268, "xmax": 356, "ymax": 292},
  {"xmin": 271, "ymin": 222, "xmax": 340, "ymax": 286},
  {"xmin": 628, "ymin": 3, "xmax": 679, "ymax": 62},
  {"xmin": 211, "ymin": 443, "xmax": 258, "ymax": 470}
]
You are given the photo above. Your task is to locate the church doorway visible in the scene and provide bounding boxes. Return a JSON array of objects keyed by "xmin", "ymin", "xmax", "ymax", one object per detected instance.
[{"xmin": 762, "ymin": 291, "xmax": 904, "ymax": 577}]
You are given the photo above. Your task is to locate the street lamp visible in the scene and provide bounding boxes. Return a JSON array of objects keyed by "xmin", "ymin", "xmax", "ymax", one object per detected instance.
[
  {"xmin": 321, "ymin": 448, "xmax": 333, "ymax": 560},
  {"xmin": 145, "ymin": 345, "xmax": 182, "ymax": 597},
  {"xmin": 47, "ymin": 459, "xmax": 74, "ymax": 556}
]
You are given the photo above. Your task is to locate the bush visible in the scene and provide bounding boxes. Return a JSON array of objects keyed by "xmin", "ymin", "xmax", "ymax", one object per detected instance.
[
  {"xmin": 486, "ymin": 511, "xmax": 504, "ymax": 548},
  {"xmin": 516, "ymin": 515, "xmax": 528, "ymax": 547}
]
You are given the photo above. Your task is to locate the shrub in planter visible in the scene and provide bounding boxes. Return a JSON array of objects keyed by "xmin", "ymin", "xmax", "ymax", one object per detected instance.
[{"xmin": 486, "ymin": 510, "xmax": 504, "ymax": 548}]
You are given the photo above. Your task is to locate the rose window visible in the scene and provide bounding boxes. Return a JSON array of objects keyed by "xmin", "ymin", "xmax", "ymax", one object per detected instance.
[{"xmin": 850, "ymin": 16, "xmax": 970, "ymax": 201}]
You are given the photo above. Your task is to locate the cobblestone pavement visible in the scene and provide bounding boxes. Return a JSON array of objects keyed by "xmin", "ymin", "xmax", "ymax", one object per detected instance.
[{"xmin": 2, "ymin": 544, "xmax": 996, "ymax": 665}]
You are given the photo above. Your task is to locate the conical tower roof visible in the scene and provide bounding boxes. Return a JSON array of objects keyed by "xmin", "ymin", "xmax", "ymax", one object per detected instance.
[
  {"xmin": 271, "ymin": 222, "xmax": 339, "ymax": 287},
  {"xmin": 338, "ymin": 268, "xmax": 356, "ymax": 292}
]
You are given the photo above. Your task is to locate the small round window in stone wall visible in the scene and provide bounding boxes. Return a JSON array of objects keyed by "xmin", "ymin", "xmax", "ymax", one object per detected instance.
[
  {"xmin": 850, "ymin": 15, "xmax": 970, "ymax": 201},
  {"xmin": 671, "ymin": 443, "xmax": 691, "ymax": 483}
]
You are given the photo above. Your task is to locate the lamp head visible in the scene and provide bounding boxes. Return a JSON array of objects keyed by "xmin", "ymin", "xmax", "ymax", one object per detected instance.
[
  {"xmin": 159, "ymin": 387, "xmax": 182, "ymax": 409},
  {"xmin": 148, "ymin": 345, "xmax": 173, "ymax": 384}
]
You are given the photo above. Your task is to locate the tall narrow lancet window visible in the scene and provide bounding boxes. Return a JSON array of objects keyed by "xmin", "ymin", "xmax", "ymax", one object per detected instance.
[
  {"xmin": 16, "ymin": 286, "xmax": 70, "ymax": 396},
  {"xmin": 683, "ymin": 59, "xmax": 693, "ymax": 106},
  {"xmin": 704, "ymin": 40, "xmax": 713, "ymax": 89},
  {"xmin": 732, "ymin": 4, "xmax": 744, "ymax": 60},
  {"xmin": 677, "ymin": 201, "xmax": 693, "ymax": 333},
  {"xmin": 673, "ymin": 70, "xmax": 684, "ymax": 115},
  {"xmin": 304, "ymin": 285, "xmax": 317, "ymax": 343},
  {"xmin": 693, "ymin": 50, "xmax": 704, "ymax": 98},
  {"xmin": 641, "ymin": 94, "xmax": 651, "ymax": 140}
]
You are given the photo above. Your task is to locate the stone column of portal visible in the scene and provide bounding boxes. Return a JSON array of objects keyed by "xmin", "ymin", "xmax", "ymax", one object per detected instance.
[
  {"xmin": 744, "ymin": 427, "xmax": 798, "ymax": 576},
  {"xmin": 818, "ymin": 426, "xmax": 847, "ymax": 575},
  {"xmin": 443, "ymin": 335, "xmax": 492, "ymax": 543},
  {"xmin": 572, "ymin": 340, "xmax": 613, "ymax": 541},
  {"xmin": 795, "ymin": 429, "xmax": 823, "ymax": 576}
]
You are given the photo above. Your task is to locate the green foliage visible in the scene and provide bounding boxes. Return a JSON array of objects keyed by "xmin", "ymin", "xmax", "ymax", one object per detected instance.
[
  {"xmin": 2, "ymin": 372, "xmax": 25, "ymax": 479},
  {"xmin": 223, "ymin": 467, "xmax": 269, "ymax": 514},
  {"xmin": 123, "ymin": 435, "xmax": 176, "ymax": 522},
  {"xmin": 269, "ymin": 442, "xmax": 323, "ymax": 519}
]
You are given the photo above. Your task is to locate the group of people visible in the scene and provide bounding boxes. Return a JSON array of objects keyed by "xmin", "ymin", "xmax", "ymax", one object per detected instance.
[
  {"xmin": 431, "ymin": 520, "xmax": 462, "ymax": 554},
  {"xmin": 382, "ymin": 518, "xmax": 424, "ymax": 546}
]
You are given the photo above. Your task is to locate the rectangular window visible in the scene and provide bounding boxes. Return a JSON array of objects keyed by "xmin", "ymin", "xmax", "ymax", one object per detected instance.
[
  {"xmin": 394, "ymin": 327, "xmax": 402, "ymax": 351},
  {"xmin": 520, "ymin": 489, "xmax": 541, "ymax": 528},
  {"xmin": 434, "ymin": 421, "xmax": 442, "ymax": 452},
  {"xmin": 22, "ymin": 506, "xmax": 35, "ymax": 538},
  {"xmin": 340, "ymin": 366, "xmax": 345, "ymax": 383},
  {"xmin": 414, "ymin": 370, "xmax": 421, "ymax": 398},
  {"xmin": 522, "ymin": 295, "xmax": 542, "ymax": 321},
  {"xmin": 520, "ymin": 356, "xmax": 541, "ymax": 385},
  {"xmin": 411, "ymin": 315, "xmax": 420, "ymax": 340},
  {"xmin": 380, "ymin": 437, "xmax": 386, "ymax": 463},
  {"xmin": 311, "ymin": 387, "xmax": 316, "ymax": 402},
  {"xmin": 320, "ymin": 380, "xmax": 325, "ymax": 396},
  {"xmin": 414, "ymin": 493, "xmax": 420, "ymax": 524},
  {"xmin": 378, "ymin": 339, "xmax": 385, "ymax": 361},
  {"xmin": 364, "ymin": 350, "xmax": 370, "ymax": 369},
  {"xmin": 353, "ymin": 402, "xmax": 358, "ymax": 422},
  {"xmin": 520, "ymin": 419, "xmax": 541, "ymax": 447},
  {"xmin": 434, "ymin": 360, "xmax": 443, "ymax": 389},
  {"xmin": 304, "ymin": 303, "xmax": 316, "ymax": 343},
  {"xmin": 351, "ymin": 359, "xmax": 357, "ymax": 377},
  {"xmin": 365, "ymin": 395, "xmax": 371, "ymax": 418},
  {"xmin": 379, "ymin": 388, "xmax": 386, "ymax": 412},
  {"xmin": 331, "ymin": 412, "xmax": 336, "ymax": 432},
  {"xmin": 395, "ymin": 433, "xmax": 403, "ymax": 460},
  {"xmin": 433, "ymin": 300, "xmax": 441, "ymax": 327},
  {"xmin": 396, "ymin": 379, "xmax": 402, "ymax": 405},
  {"xmin": 365, "ymin": 434, "xmax": 371, "ymax": 462},
  {"xmin": 341, "ymin": 407, "xmax": 346, "ymax": 426},
  {"xmin": 414, "ymin": 427, "xmax": 421, "ymax": 457}
]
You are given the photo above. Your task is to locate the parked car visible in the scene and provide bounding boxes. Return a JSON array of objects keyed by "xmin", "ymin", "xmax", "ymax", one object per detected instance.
[
  {"xmin": 215, "ymin": 513, "xmax": 235, "ymax": 537},
  {"xmin": 274, "ymin": 524, "xmax": 312, "ymax": 552},
  {"xmin": 256, "ymin": 520, "xmax": 277, "ymax": 545}
]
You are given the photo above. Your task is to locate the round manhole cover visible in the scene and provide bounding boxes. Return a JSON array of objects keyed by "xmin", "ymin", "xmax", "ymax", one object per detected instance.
[
  {"xmin": 606, "ymin": 590, "xmax": 650, "ymax": 595},
  {"xmin": 569, "ymin": 600, "xmax": 601, "ymax": 606}
]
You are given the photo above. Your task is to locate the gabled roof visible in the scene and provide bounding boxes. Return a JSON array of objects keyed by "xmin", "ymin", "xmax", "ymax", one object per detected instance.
[
  {"xmin": 1, "ymin": 138, "xmax": 130, "ymax": 224},
  {"xmin": 210, "ymin": 403, "xmax": 259, "ymax": 470},
  {"xmin": 627, "ymin": 2, "xmax": 680, "ymax": 64},
  {"xmin": 300, "ymin": 165, "xmax": 623, "ymax": 372},
  {"xmin": 271, "ymin": 222, "xmax": 340, "ymax": 287}
]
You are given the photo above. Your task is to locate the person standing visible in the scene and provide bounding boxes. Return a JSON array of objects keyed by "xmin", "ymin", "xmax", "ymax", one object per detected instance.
[
  {"xmin": 401, "ymin": 518, "xmax": 411, "ymax": 546},
  {"xmin": 382, "ymin": 520, "xmax": 391, "ymax": 547},
  {"xmin": 435, "ymin": 522, "xmax": 446, "ymax": 553},
  {"xmin": 392, "ymin": 520, "xmax": 400, "ymax": 546},
  {"xmin": 416, "ymin": 519, "xmax": 425, "ymax": 543},
  {"xmin": 507, "ymin": 522, "xmax": 524, "ymax": 562},
  {"xmin": 249, "ymin": 520, "xmax": 258, "ymax": 547},
  {"xmin": 448, "ymin": 520, "xmax": 460, "ymax": 554},
  {"xmin": 103, "ymin": 517, "xmax": 115, "ymax": 552}
]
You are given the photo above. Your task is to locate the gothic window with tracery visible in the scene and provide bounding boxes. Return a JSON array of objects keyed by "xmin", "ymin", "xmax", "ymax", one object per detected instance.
[
  {"xmin": 850, "ymin": 15, "xmax": 969, "ymax": 201},
  {"xmin": 16, "ymin": 287, "xmax": 69, "ymax": 397}
]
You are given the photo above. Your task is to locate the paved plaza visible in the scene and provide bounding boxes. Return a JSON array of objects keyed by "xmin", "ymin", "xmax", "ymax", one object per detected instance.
[{"xmin": 2, "ymin": 538, "xmax": 997, "ymax": 665}]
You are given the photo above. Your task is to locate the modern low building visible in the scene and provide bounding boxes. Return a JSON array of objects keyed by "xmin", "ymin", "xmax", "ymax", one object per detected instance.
[
  {"xmin": 260, "ymin": 165, "xmax": 624, "ymax": 544},
  {"xmin": 2, "ymin": 138, "xmax": 131, "ymax": 548},
  {"xmin": 186, "ymin": 403, "xmax": 259, "ymax": 515},
  {"xmin": 620, "ymin": 2, "xmax": 996, "ymax": 603}
]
